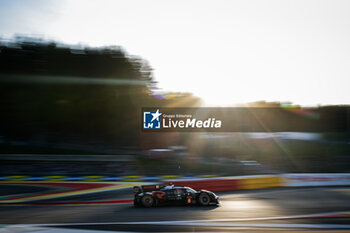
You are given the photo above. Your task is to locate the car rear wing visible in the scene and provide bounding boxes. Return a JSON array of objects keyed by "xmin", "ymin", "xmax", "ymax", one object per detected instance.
[{"xmin": 133, "ymin": 184, "xmax": 165, "ymax": 193}]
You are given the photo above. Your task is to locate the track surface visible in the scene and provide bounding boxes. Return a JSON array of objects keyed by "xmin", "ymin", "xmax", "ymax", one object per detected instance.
[{"xmin": 1, "ymin": 186, "xmax": 350, "ymax": 232}]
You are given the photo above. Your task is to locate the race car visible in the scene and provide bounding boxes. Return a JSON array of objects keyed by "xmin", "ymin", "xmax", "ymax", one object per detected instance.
[{"xmin": 133, "ymin": 183, "xmax": 219, "ymax": 207}]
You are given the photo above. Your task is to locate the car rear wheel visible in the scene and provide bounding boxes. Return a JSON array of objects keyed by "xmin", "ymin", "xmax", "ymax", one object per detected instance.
[
  {"xmin": 141, "ymin": 195, "xmax": 154, "ymax": 207},
  {"xmin": 198, "ymin": 193, "xmax": 210, "ymax": 206},
  {"xmin": 134, "ymin": 199, "xmax": 141, "ymax": 207}
]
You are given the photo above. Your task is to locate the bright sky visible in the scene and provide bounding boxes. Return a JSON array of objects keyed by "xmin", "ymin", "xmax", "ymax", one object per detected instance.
[{"xmin": 0, "ymin": 0, "xmax": 349, "ymax": 106}]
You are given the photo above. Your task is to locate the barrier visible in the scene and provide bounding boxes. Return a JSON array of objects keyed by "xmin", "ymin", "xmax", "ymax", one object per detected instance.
[
  {"xmin": 166, "ymin": 178, "xmax": 240, "ymax": 192},
  {"xmin": 0, "ymin": 175, "xmax": 219, "ymax": 182},
  {"xmin": 167, "ymin": 175, "xmax": 284, "ymax": 192},
  {"xmin": 238, "ymin": 175, "xmax": 283, "ymax": 190},
  {"xmin": 1, "ymin": 174, "xmax": 350, "ymax": 192},
  {"xmin": 284, "ymin": 174, "xmax": 350, "ymax": 187}
]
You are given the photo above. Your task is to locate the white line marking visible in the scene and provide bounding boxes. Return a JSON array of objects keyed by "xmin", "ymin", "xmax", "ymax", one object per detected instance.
[
  {"xmin": 5, "ymin": 211, "xmax": 350, "ymax": 229},
  {"xmin": 2, "ymin": 226, "xmax": 133, "ymax": 233},
  {"xmin": 122, "ymin": 222, "xmax": 350, "ymax": 229},
  {"xmin": 6, "ymin": 222, "xmax": 350, "ymax": 230},
  {"xmin": 179, "ymin": 211, "xmax": 350, "ymax": 222}
]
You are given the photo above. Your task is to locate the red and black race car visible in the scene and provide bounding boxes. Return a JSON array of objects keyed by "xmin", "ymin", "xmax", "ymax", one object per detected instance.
[{"xmin": 133, "ymin": 184, "xmax": 219, "ymax": 207}]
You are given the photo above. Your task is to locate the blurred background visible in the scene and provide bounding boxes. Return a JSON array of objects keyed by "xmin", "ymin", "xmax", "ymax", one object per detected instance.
[{"xmin": 0, "ymin": 0, "xmax": 350, "ymax": 178}]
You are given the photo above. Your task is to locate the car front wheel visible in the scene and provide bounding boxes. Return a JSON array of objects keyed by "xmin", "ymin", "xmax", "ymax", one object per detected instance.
[
  {"xmin": 141, "ymin": 195, "xmax": 154, "ymax": 207},
  {"xmin": 198, "ymin": 193, "xmax": 210, "ymax": 206}
]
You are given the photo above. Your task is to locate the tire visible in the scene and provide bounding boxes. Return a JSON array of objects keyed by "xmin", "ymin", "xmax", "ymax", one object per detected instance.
[
  {"xmin": 141, "ymin": 195, "xmax": 154, "ymax": 207},
  {"xmin": 134, "ymin": 199, "xmax": 141, "ymax": 207},
  {"xmin": 198, "ymin": 193, "xmax": 210, "ymax": 206}
]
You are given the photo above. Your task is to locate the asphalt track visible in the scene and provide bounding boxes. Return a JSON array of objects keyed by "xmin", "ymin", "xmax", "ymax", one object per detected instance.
[{"xmin": 1, "ymin": 186, "xmax": 350, "ymax": 232}]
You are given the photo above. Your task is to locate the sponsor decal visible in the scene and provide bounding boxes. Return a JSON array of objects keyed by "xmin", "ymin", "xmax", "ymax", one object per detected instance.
[{"xmin": 187, "ymin": 196, "xmax": 192, "ymax": 204}]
